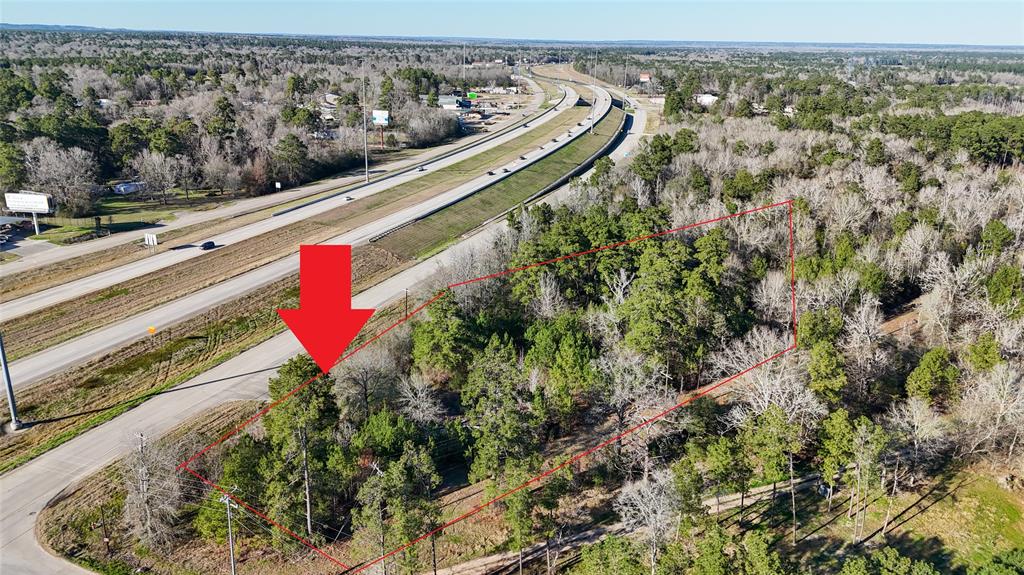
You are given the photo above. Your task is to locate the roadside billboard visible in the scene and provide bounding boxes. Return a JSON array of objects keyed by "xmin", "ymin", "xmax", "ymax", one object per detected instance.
[
  {"xmin": 639, "ymin": 72, "xmax": 651, "ymax": 83},
  {"xmin": 371, "ymin": 110, "xmax": 390, "ymax": 126},
  {"xmin": 4, "ymin": 191, "xmax": 51, "ymax": 213}
]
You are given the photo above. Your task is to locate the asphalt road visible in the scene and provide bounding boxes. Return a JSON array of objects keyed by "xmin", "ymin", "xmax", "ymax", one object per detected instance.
[
  {"xmin": 7, "ymin": 86, "xmax": 611, "ymax": 388},
  {"xmin": 0, "ymin": 83, "xmax": 628, "ymax": 575},
  {"xmin": 1, "ymin": 82, "xmax": 566, "ymax": 321},
  {"xmin": 0, "ymin": 80, "xmax": 548, "ymax": 275}
]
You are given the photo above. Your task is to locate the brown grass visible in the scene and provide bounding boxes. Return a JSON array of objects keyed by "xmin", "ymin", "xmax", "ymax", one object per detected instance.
[
  {"xmin": 1, "ymin": 98, "xmax": 591, "ymax": 361},
  {"xmin": 0, "ymin": 246, "xmax": 406, "ymax": 473}
]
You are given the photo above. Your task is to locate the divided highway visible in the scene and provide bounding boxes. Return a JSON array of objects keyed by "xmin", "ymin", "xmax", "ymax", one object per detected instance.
[
  {"xmin": 1, "ymin": 83, "xmax": 627, "ymax": 574},
  {"xmin": 0, "ymin": 78, "xmax": 551, "ymax": 276},
  {"xmin": 1, "ymin": 85, "xmax": 574, "ymax": 322},
  {"xmin": 6, "ymin": 85, "xmax": 608, "ymax": 387}
]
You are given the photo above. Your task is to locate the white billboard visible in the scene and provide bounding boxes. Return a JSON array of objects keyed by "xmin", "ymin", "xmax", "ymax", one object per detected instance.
[
  {"xmin": 4, "ymin": 191, "xmax": 51, "ymax": 213},
  {"xmin": 371, "ymin": 110, "xmax": 390, "ymax": 126}
]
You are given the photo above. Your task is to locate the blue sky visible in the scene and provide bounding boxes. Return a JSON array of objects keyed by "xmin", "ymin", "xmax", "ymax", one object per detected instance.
[{"xmin": 2, "ymin": 1, "xmax": 1022, "ymax": 46}]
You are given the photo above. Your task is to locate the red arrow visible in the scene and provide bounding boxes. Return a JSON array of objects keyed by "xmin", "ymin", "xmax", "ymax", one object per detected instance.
[{"xmin": 277, "ymin": 245, "xmax": 375, "ymax": 373}]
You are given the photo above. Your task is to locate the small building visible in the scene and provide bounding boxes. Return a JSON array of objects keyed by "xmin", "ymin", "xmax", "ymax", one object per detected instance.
[
  {"xmin": 320, "ymin": 93, "xmax": 341, "ymax": 120},
  {"xmin": 695, "ymin": 93, "xmax": 719, "ymax": 108},
  {"xmin": 420, "ymin": 94, "xmax": 470, "ymax": 109}
]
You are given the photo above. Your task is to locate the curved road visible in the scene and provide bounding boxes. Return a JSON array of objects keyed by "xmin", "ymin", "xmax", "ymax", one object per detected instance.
[
  {"xmin": 6, "ymin": 86, "xmax": 609, "ymax": 387},
  {"xmin": 0, "ymin": 84, "xmax": 627, "ymax": 575}
]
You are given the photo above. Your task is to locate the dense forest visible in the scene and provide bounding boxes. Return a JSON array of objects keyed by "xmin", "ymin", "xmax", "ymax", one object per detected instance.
[
  {"xmin": 0, "ymin": 31, "xmax": 527, "ymax": 215},
  {"xmin": 30, "ymin": 37, "xmax": 1024, "ymax": 575}
]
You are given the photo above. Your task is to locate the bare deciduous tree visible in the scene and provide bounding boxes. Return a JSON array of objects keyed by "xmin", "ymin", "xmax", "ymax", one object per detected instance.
[
  {"xmin": 21, "ymin": 137, "xmax": 97, "ymax": 216},
  {"xmin": 122, "ymin": 434, "xmax": 183, "ymax": 549},
  {"xmin": 954, "ymin": 362, "xmax": 1024, "ymax": 460},
  {"xmin": 132, "ymin": 149, "xmax": 178, "ymax": 204},
  {"xmin": 333, "ymin": 346, "xmax": 399, "ymax": 422},
  {"xmin": 398, "ymin": 372, "xmax": 445, "ymax": 426},
  {"xmin": 533, "ymin": 272, "xmax": 567, "ymax": 319},
  {"xmin": 613, "ymin": 469, "xmax": 678, "ymax": 575},
  {"xmin": 885, "ymin": 397, "xmax": 949, "ymax": 465}
]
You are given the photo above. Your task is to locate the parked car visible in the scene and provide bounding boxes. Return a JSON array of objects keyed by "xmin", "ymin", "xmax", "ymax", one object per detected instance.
[{"xmin": 199, "ymin": 241, "xmax": 216, "ymax": 250}]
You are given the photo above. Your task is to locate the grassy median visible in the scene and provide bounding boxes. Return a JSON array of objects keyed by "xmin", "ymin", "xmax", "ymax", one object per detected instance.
[
  {"xmin": 0, "ymin": 92, "xmax": 620, "ymax": 473},
  {"xmin": 0, "ymin": 91, "xmax": 588, "ymax": 361}
]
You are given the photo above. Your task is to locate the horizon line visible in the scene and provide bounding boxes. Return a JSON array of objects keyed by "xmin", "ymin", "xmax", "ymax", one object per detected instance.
[{"xmin": 1, "ymin": 22, "xmax": 1022, "ymax": 50}]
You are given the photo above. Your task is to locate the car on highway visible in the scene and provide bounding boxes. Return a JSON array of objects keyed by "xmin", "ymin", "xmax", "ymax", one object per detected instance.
[{"xmin": 199, "ymin": 241, "xmax": 217, "ymax": 251}]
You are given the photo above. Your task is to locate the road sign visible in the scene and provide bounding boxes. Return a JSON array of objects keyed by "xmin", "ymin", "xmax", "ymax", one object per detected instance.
[
  {"xmin": 467, "ymin": 92, "xmax": 478, "ymax": 100},
  {"xmin": 4, "ymin": 191, "xmax": 50, "ymax": 213},
  {"xmin": 144, "ymin": 233, "xmax": 158, "ymax": 247},
  {"xmin": 371, "ymin": 110, "xmax": 390, "ymax": 126}
]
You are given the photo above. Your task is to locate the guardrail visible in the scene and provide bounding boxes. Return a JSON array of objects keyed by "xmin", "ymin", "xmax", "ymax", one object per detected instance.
[
  {"xmin": 468, "ymin": 89, "xmax": 628, "ymax": 234},
  {"xmin": 523, "ymin": 96, "xmax": 627, "ymax": 205},
  {"xmin": 271, "ymin": 83, "xmax": 570, "ymax": 217},
  {"xmin": 368, "ymin": 86, "xmax": 613, "ymax": 244}
]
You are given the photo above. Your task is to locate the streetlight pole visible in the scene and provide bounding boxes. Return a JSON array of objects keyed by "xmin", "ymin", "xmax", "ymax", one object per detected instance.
[
  {"xmin": 362, "ymin": 59, "xmax": 369, "ymax": 183},
  {"xmin": 0, "ymin": 333, "xmax": 22, "ymax": 431}
]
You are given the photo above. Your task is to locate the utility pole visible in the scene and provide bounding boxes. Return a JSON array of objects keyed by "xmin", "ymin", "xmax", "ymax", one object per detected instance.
[
  {"xmin": 221, "ymin": 493, "xmax": 238, "ymax": 575},
  {"xmin": 137, "ymin": 433, "xmax": 153, "ymax": 543},
  {"xmin": 95, "ymin": 504, "xmax": 112, "ymax": 558},
  {"xmin": 362, "ymin": 59, "xmax": 369, "ymax": 183},
  {"xmin": 462, "ymin": 42, "xmax": 467, "ymax": 86},
  {"xmin": 0, "ymin": 333, "xmax": 22, "ymax": 431},
  {"xmin": 404, "ymin": 288, "xmax": 409, "ymax": 317}
]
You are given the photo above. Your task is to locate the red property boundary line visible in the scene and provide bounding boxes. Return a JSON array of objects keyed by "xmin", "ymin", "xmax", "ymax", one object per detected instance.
[{"xmin": 177, "ymin": 198, "xmax": 799, "ymax": 572}]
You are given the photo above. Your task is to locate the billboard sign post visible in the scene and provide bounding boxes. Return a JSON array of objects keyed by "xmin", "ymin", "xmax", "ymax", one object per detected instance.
[
  {"xmin": 371, "ymin": 110, "xmax": 389, "ymax": 150},
  {"xmin": 4, "ymin": 191, "xmax": 51, "ymax": 235}
]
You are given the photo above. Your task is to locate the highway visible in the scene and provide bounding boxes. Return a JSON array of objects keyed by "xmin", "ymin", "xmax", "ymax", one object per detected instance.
[
  {"xmin": 0, "ymin": 79, "xmax": 551, "ymax": 276},
  {"xmin": 8, "ymin": 85, "xmax": 608, "ymax": 388},
  {"xmin": 1, "ymin": 84, "xmax": 572, "ymax": 322},
  {"xmin": 0, "ymin": 80, "xmax": 637, "ymax": 575}
]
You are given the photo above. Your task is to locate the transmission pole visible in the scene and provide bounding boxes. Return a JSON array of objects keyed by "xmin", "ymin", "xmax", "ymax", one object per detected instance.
[
  {"xmin": 221, "ymin": 494, "xmax": 238, "ymax": 575},
  {"xmin": 0, "ymin": 333, "xmax": 22, "ymax": 431},
  {"xmin": 362, "ymin": 59, "xmax": 369, "ymax": 183}
]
